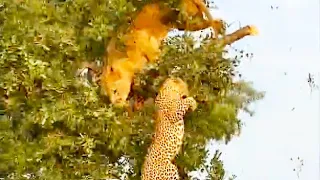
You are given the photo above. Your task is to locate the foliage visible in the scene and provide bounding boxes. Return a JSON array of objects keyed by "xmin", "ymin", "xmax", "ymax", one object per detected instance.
[
  {"xmin": 0, "ymin": 0, "xmax": 264, "ymax": 179},
  {"xmin": 190, "ymin": 150, "xmax": 236, "ymax": 180}
]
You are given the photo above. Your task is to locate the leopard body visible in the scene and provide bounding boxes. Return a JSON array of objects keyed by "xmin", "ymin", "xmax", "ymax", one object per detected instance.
[{"xmin": 141, "ymin": 77, "xmax": 197, "ymax": 180}]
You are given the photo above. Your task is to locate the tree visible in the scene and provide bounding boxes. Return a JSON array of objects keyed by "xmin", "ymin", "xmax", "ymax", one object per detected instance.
[{"xmin": 0, "ymin": 0, "xmax": 264, "ymax": 179}]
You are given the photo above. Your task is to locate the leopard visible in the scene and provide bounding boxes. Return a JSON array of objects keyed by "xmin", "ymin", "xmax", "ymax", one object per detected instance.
[{"xmin": 141, "ymin": 77, "xmax": 197, "ymax": 180}]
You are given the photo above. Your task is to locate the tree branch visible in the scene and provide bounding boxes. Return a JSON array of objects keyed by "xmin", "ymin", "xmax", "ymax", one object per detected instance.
[
  {"xmin": 176, "ymin": 163, "xmax": 189, "ymax": 180},
  {"xmin": 215, "ymin": 25, "xmax": 259, "ymax": 46}
]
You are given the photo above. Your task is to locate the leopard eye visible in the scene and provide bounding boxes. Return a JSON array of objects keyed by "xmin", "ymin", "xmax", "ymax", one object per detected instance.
[{"xmin": 113, "ymin": 89, "xmax": 117, "ymax": 94}]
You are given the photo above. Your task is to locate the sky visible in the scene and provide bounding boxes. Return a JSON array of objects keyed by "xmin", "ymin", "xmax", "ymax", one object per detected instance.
[{"xmin": 197, "ymin": 0, "xmax": 320, "ymax": 179}]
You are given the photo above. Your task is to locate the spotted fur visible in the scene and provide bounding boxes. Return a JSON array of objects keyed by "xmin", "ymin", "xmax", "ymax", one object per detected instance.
[{"xmin": 141, "ymin": 77, "xmax": 197, "ymax": 180}]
